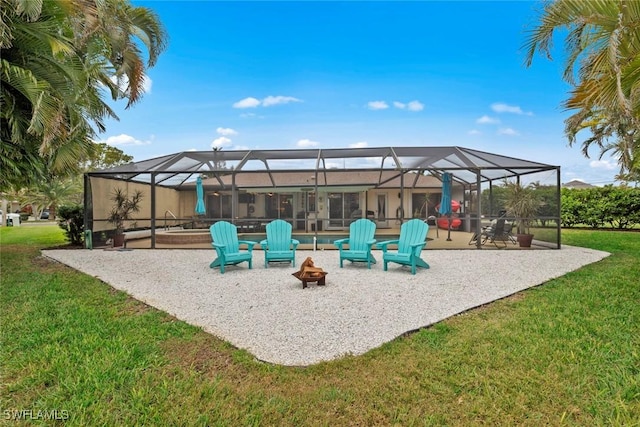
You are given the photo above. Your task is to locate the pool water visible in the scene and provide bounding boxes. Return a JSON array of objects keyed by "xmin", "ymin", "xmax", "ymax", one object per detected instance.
[{"xmin": 240, "ymin": 234, "xmax": 400, "ymax": 245}]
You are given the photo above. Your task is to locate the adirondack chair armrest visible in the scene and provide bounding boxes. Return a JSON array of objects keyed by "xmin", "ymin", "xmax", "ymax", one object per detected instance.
[
  {"xmin": 376, "ymin": 239, "xmax": 399, "ymax": 253},
  {"xmin": 409, "ymin": 241, "xmax": 427, "ymax": 249},
  {"xmin": 238, "ymin": 240, "xmax": 257, "ymax": 252},
  {"xmin": 212, "ymin": 242, "xmax": 227, "ymax": 258},
  {"xmin": 333, "ymin": 238, "xmax": 349, "ymax": 249},
  {"xmin": 291, "ymin": 239, "xmax": 300, "ymax": 249},
  {"xmin": 259, "ymin": 239, "xmax": 268, "ymax": 250},
  {"xmin": 366, "ymin": 239, "xmax": 376, "ymax": 247}
]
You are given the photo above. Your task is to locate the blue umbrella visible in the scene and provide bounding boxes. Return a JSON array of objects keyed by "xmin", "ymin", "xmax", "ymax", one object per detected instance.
[
  {"xmin": 438, "ymin": 172, "xmax": 453, "ymax": 241},
  {"xmin": 195, "ymin": 176, "xmax": 206, "ymax": 215}
]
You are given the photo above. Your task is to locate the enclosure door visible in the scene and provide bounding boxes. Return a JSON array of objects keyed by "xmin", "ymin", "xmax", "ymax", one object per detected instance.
[{"xmin": 377, "ymin": 193, "xmax": 388, "ymax": 227}]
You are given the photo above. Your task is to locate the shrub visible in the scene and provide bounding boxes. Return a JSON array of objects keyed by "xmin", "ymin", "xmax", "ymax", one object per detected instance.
[
  {"xmin": 57, "ymin": 205, "xmax": 84, "ymax": 245},
  {"xmin": 561, "ymin": 186, "xmax": 640, "ymax": 228}
]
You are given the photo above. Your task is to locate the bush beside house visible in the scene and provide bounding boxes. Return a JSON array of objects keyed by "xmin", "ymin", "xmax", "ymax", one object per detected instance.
[{"xmin": 561, "ymin": 186, "xmax": 640, "ymax": 229}]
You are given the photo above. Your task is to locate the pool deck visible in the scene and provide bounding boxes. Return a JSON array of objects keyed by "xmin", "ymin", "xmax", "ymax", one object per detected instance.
[{"xmin": 121, "ymin": 227, "xmax": 552, "ymax": 250}]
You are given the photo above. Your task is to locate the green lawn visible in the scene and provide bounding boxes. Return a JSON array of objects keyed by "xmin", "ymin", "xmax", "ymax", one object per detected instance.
[{"xmin": 1, "ymin": 225, "xmax": 639, "ymax": 425}]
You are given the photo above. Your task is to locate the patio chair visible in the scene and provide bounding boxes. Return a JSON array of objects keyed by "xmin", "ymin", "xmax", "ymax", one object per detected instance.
[
  {"xmin": 260, "ymin": 219, "xmax": 300, "ymax": 268},
  {"xmin": 377, "ymin": 219, "xmax": 430, "ymax": 275},
  {"xmin": 209, "ymin": 221, "xmax": 257, "ymax": 273},
  {"xmin": 478, "ymin": 218, "xmax": 513, "ymax": 248},
  {"xmin": 503, "ymin": 221, "xmax": 518, "ymax": 245},
  {"xmin": 333, "ymin": 218, "xmax": 377, "ymax": 269}
]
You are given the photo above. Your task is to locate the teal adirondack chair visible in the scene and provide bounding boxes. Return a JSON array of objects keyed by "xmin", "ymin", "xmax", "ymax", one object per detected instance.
[
  {"xmin": 333, "ymin": 218, "xmax": 377, "ymax": 269},
  {"xmin": 209, "ymin": 221, "xmax": 257, "ymax": 273},
  {"xmin": 377, "ymin": 219, "xmax": 430, "ymax": 275},
  {"xmin": 260, "ymin": 219, "xmax": 300, "ymax": 268}
]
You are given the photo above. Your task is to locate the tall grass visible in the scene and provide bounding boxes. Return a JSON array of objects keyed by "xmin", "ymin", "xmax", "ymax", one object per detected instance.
[{"xmin": 1, "ymin": 225, "xmax": 638, "ymax": 425}]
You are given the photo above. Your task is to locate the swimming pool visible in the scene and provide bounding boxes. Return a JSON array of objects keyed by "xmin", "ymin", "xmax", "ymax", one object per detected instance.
[
  {"xmin": 154, "ymin": 229, "xmax": 401, "ymax": 246},
  {"xmin": 240, "ymin": 233, "xmax": 400, "ymax": 245}
]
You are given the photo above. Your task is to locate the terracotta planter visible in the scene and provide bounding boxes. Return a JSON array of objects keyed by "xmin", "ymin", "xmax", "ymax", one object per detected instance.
[
  {"xmin": 113, "ymin": 233, "xmax": 125, "ymax": 247},
  {"xmin": 517, "ymin": 233, "xmax": 534, "ymax": 248}
]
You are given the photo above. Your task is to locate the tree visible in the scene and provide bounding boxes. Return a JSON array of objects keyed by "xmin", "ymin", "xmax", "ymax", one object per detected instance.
[
  {"xmin": 212, "ymin": 146, "xmax": 227, "ymax": 170},
  {"xmin": 66, "ymin": 0, "xmax": 168, "ymax": 108},
  {"xmin": 0, "ymin": 0, "xmax": 167, "ymax": 190},
  {"xmin": 81, "ymin": 142, "xmax": 134, "ymax": 171},
  {"xmin": 1, "ymin": 175, "xmax": 83, "ymax": 220},
  {"xmin": 1, "ymin": 0, "xmax": 87, "ymax": 189},
  {"xmin": 31, "ymin": 176, "xmax": 84, "ymax": 220},
  {"xmin": 523, "ymin": 0, "xmax": 640, "ymax": 183}
]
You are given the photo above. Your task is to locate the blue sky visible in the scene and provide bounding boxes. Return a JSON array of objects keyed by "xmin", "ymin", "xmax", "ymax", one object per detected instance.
[{"xmin": 99, "ymin": 0, "xmax": 620, "ymax": 185}]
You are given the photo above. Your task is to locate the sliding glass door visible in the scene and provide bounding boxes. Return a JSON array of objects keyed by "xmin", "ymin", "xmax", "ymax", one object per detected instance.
[
  {"xmin": 327, "ymin": 192, "xmax": 359, "ymax": 229},
  {"xmin": 207, "ymin": 194, "xmax": 231, "ymax": 219},
  {"xmin": 265, "ymin": 193, "xmax": 293, "ymax": 220}
]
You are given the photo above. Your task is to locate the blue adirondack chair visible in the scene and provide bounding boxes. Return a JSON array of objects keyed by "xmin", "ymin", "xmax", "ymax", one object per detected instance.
[
  {"xmin": 260, "ymin": 219, "xmax": 300, "ymax": 268},
  {"xmin": 377, "ymin": 219, "xmax": 430, "ymax": 275},
  {"xmin": 209, "ymin": 221, "xmax": 257, "ymax": 273},
  {"xmin": 333, "ymin": 218, "xmax": 377, "ymax": 269}
]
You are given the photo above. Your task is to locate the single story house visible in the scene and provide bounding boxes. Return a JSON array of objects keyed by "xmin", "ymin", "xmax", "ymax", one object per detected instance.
[{"xmin": 84, "ymin": 146, "xmax": 561, "ymax": 248}]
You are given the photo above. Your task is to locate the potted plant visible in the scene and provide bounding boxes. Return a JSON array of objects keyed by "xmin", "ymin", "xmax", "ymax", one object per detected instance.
[
  {"xmin": 502, "ymin": 180, "xmax": 541, "ymax": 248},
  {"xmin": 107, "ymin": 188, "xmax": 143, "ymax": 247}
]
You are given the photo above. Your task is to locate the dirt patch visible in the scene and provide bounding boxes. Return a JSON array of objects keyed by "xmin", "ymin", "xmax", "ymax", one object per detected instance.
[
  {"xmin": 161, "ymin": 335, "xmax": 238, "ymax": 375},
  {"xmin": 32, "ymin": 255, "xmax": 75, "ymax": 273}
]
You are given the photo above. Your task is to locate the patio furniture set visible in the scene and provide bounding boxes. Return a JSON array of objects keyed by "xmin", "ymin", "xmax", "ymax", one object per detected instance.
[{"xmin": 209, "ymin": 218, "xmax": 431, "ymax": 280}]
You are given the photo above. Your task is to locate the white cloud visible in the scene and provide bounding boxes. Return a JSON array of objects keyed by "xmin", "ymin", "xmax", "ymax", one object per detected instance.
[
  {"xmin": 367, "ymin": 101, "xmax": 389, "ymax": 110},
  {"xmin": 102, "ymin": 134, "xmax": 150, "ymax": 146},
  {"xmin": 349, "ymin": 141, "xmax": 368, "ymax": 148},
  {"xmin": 386, "ymin": 100, "xmax": 423, "ymax": 111},
  {"xmin": 407, "ymin": 100, "xmax": 424, "ymax": 111},
  {"xmin": 325, "ymin": 162, "xmax": 343, "ymax": 169},
  {"xmin": 142, "ymin": 76, "xmax": 152, "ymax": 93},
  {"xmin": 262, "ymin": 95, "xmax": 301, "ymax": 107},
  {"xmin": 233, "ymin": 97, "xmax": 261, "ymax": 108},
  {"xmin": 497, "ymin": 127, "xmax": 520, "ymax": 136},
  {"xmin": 297, "ymin": 138, "xmax": 319, "ymax": 147},
  {"xmin": 211, "ymin": 136, "xmax": 232, "ymax": 148},
  {"xmin": 216, "ymin": 127, "xmax": 238, "ymax": 136},
  {"xmin": 491, "ymin": 102, "xmax": 533, "ymax": 115},
  {"xmin": 468, "ymin": 129, "xmax": 482, "ymax": 135},
  {"xmin": 233, "ymin": 95, "xmax": 301, "ymax": 108},
  {"xmin": 476, "ymin": 115, "xmax": 500, "ymax": 124},
  {"xmin": 590, "ymin": 159, "xmax": 617, "ymax": 170},
  {"xmin": 109, "ymin": 75, "xmax": 152, "ymax": 94}
]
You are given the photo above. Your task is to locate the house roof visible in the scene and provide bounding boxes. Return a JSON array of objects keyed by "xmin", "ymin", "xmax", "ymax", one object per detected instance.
[
  {"xmin": 563, "ymin": 179, "xmax": 595, "ymax": 189},
  {"xmin": 89, "ymin": 146, "xmax": 559, "ymax": 189},
  {"xmin": 193, "ymin": 170, "xmax": 444, "ymax": 192}
]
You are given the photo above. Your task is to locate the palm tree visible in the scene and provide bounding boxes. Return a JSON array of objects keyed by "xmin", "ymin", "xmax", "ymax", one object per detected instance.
[
  {"xmin": 0, "ymin": 0, "xmax": 167, "ymax": 189},
  {"xmin": 523, "ymin": 0, "xmax": 640, "ymax": 182},
  {"xmin": 212, "ymin": 146, "xmax": 228, "ymax": 170},
  {"xmin": 32, "ymin": 176, "xmax": 84, "ymax": 220},
  {"xmin": 1, "ymin": 0, "xmax": 89, "ymax": 185},
  {"xmin": 67, "ymin": 0, "xmax": 168, "ymax": 108},
  {"xmin": 564, "ymin": 107, "xmax": 640, "ymax": 181}
]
